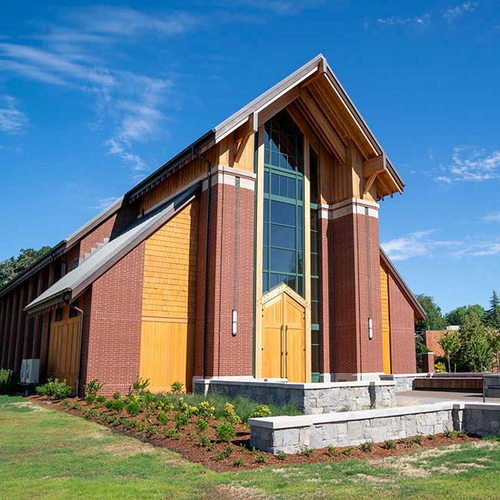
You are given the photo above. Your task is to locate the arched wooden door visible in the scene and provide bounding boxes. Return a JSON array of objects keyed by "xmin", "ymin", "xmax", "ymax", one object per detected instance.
[{"xmin": 262, "ymin": 285, "xmax": 306, "ymax": 382}]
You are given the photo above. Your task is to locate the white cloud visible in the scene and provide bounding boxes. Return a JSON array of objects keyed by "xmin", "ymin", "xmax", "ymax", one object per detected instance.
[
  {"xmin": 443, "ymin": 1, "xmax": 479, "ymax": 20},
  {"xmin": 483, "ymin": 213, "xmax": 500, "ymax": 222},
  {"xmin": 435, "ymin": 146, "xmax": 500, "ymax": 183},
  {"xmin": 218, "ymin": 0, "xmax": 322, "ymax": 15},
  {"xmin": 89, "ymin": 196, "xmax": 121, "ymax": 211},
  {"xmin": 0, "ymin": 96, "xmax": 28, "ymax": 134},
  {"xmin": 382, "ymin": 230, "xmax": 439, "ymax": 261},
  {"xmin": 377, "ymin": 13, "xmax": 431, "ymax": 27}
]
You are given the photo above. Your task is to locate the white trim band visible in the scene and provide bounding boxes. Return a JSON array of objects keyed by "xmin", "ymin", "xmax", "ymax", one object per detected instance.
[{"xmin": 320, "ymin": 198, "xmax": 379, "ymax": 220}]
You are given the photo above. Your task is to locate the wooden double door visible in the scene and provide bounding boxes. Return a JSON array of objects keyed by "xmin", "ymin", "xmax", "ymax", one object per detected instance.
[{"xmin": 262, "ymin": 287, "xmax": 306, "ymax": 382}]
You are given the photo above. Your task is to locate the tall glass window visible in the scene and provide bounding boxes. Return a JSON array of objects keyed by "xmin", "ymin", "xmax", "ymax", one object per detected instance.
[
  {"xmin": 263, "ymin": 110, "xmax": 304, "ymax": 296},
  {"xmin": 310, "ymin": 147, "xmax": 321, "ymax": 382}
]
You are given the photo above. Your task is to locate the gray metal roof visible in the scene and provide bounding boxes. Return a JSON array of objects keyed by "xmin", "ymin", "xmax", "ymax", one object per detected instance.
[{"xmin": 25, "ymin": 184, "xmax": 199, "ymax": 313}]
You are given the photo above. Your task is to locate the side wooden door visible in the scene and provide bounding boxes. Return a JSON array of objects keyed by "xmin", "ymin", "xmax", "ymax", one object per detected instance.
[
  {"xmin": 261, "ymin": 293, "xmax": 284, "ymax": 378},
  {"xmin": 283, "ymin": 293, "xmax": 306, "ymax": 383}
]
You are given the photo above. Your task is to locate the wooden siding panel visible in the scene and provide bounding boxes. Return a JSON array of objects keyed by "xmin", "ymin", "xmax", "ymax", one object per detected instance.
[{"xmin": 380, "ymin": 264, "xmax": 392, "ymax": 374}]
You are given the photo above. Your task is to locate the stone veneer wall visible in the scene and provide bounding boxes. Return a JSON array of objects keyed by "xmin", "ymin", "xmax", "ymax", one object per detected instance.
[
  {"xmin": 194, "ymin": 378, "xmax": 396, "ymax": 414},
  {"xmin": 249, "ymin": 402, "xmax": 500, "ymax": 454}
]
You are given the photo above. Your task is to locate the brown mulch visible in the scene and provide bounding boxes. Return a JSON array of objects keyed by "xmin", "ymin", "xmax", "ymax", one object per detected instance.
[{"xmin": 28, "ymin": 395, "xmax": 481, "ymax": 472}]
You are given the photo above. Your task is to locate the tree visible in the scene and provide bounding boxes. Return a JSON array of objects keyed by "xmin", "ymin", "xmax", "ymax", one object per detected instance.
[
  {"xmin": 490, "ymin": 329, "xmax": 500, "ymax": 372},
  {"xmin": 486, "ymin": 291, "xmax": 500, "ymax": 330},
  {"xmin": 446, "ymin": 305, "xmax": 485, "ymax": 327},
  {"xmin": 0, "ymin": 247, "xmax": 51, "ymax": 289},
  {"xmin": 439, "ymin": 331, "xmax": 461, "ymax": 373},
  {"xmin": 415, "ymin": 294, "xmax": 447, "ymax": 331},
  {"xmin": 461, "ymin": 311, "xmax": 494, "ymax": 372}
]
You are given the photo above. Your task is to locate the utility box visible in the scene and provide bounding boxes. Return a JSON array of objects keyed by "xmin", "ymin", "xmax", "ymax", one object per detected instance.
[{"xmin": 20, "ymin": 359, "xmax": 40, "ymax": 384}]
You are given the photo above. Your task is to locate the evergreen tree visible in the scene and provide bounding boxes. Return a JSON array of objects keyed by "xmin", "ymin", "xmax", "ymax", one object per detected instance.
[
  {"xmin": 486, "ymin": 291, "xmax": 500, "ymax": 329},
  {"xmin": 415, "ymin": 294, "xmax": 447, "ymax": 331}
]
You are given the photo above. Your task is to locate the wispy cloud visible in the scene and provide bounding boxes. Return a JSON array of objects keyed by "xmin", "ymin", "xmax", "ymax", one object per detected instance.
[
  {"xmin": 0, "ymin": 96, "xmax": 28, "ymax": 134},
  {"xmin": 435, "ymin": 146, "xmax": 500, "ymax": 183},
  {"xmin": 443, "ymin": 1, "xmax": 479, "ymax": 20},
  {"xmin": 383, "ymin": 230, "xmax": 500, "ymax": 261},
  {"xmin": 377, "ymin": 13, "xmax": 431, "ymax": 27},
  {"xmin": 483, "ymin": 212, "xmax": 500, "ymax": 222},
  {"xmin": 218, "ymin": 0, "xmax": 323, "ymax": 15},
  {"xmin": 89, "ymin": 196, "xmax": 121, "ymax": 211}
]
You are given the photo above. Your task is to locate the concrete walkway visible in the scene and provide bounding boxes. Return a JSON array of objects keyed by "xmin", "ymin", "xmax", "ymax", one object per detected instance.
[{"xmin": 396, "ymin": 390, "xmax": 500, "ymax": 406}]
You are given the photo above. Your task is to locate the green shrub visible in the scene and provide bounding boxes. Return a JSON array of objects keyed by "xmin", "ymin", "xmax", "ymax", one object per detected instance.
[
  {"xmin": 254, "ymin": 454, "xmax": 266, "ymax": 463},
  {"xmin": 0, "ymin": 369, "xmax": 17, "ymax": 394},
  {"xmin": 198, "ymin": 433, "xmax": 212, "ymax": 448},
  {"xmin": 276, "ymin": 451, "xmax": 286, "ymax": 461},
  {"xmin": 83, "ymin": 408, "xmax": 97, "ymax": 420},
  {"xmin": 105, "ymin": 399, "xmax": 125, "ymax": 413},
  {"xmin": 95, "ymin": 395, "xmax": 107, "ymax": 406},
  {"xmin": 157, "ymin": 411, "xmax": 169, "ymax": 425},
  {"xmin": 327, "ymin": 445, "xmax": 337, "ymax": 457},
  {"xmin": 233, "ymin": 458, "xmax": 244, "ymax": 467},
  {"xmin": 360, "ymin": 441, "xmax": 373, "ymax": 452},
  {"xmin": 249, "ymin": 405, "xmax": 271, "ymax": 419},
  {"xmin": 196, "ymin": 401, "xmax": 216, "ymax": 420},
  {"xmin": 383, "ymin": 440, "xmax": 396, "ymax": 450},
  {"xmin": 85, "ymin": 379, "xmax": 103, "ymax": 398},
  {"xmin": 427, "ymin": 434, "xmax": 435, "ymax": 441},
  {"xmin": 223, "ymin": 403, "xmax": 242, "ymax": 425},
  {"xmin": 216, "ymin": 422, "xmax": 235, "ymax": 442},
  {"xmin": 36, "ymin": 379, "xmax": 71, "ymax": 400},
  {"xmin": 85, "ymin": 394, "xmax": 96, "ymax": 405},
  {"xmin": 341, "ymin": 447, "xmax": 353, "ymax": 456},
  {"xmin": 444, "ymin": 428, "xmax": 453, "ymax": 438},
  {"xmin": 126, "ymin": 400, "xmax": 141, "ymax": 416},
  {"xmin": 299, "ymin": 445, "xmax": 313, "ymax": 456},
  {"xmin": 120, "ymin": 418, "xmax": 133, "ymax": 430},
  {"xmin": 171, "ymin": 381, "xmax": 183, "ymax": 393},
  {"xmin": 174, "ymin": 412, "xmax": 189, "ymax": 430},
  {"xmin": 132, "ymin": 377, "xmax": 150, "ymax": 393},
  {"xmin": 196, "ymin": 418, "xmax": 209, "ymax": 432},
  {"xmin": 164, "ymin": 429, "xmax": 181, "ymax": 440},
  {"xmin": 113, "ymin": 391, "xmax": 121, "ymax": 400},
  {"xmin": 414, "ymin": 434, "xmax": 423, "ymax": 445}
]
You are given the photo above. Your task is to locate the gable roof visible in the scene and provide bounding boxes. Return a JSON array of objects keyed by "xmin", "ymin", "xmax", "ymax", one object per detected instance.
[
  {"xmin": 125, "ymin": 53, "xmax": 404, "ymax": 203},
  {"xmin": 380, "ymin": 247, "xmax": 426, "ymax": 320},
  {"xmin": 25, "ymin": 184, "xmax": 199, "ymax": 314}
]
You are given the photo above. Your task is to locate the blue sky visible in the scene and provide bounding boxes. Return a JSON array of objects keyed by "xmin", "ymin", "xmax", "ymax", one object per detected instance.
[{"xmin": 0, "ymin": 0, "xmax": 499, "ymax": 312}]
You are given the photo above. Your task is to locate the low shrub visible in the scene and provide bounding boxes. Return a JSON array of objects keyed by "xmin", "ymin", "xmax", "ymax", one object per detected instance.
[
  {"xmin": 341, "ymin": 447, "xmax": 353, "ymax": 456},
  {"xmin": 327, "ymin": 445, "xmax": 336, "ymax": 457},
  {"xmin": 360, "ymin": 441, "xmax": 373, "ymax": 452},
  {"xmin": 233, "ymin": 458, "xmax": 244, "ymax": 467},
  {"xmin": 171, "ymin": 381, "xmax": 183, "ymax": 394},
  {"xmin": 84, "ymin": 408, "xmax": 97, "ymax": 420},
  {"xmin": 383, "ymin": 440, "xmax": 396, "ymax": 450},
  {"xmin": 126, "ymin": 400, "xmax": 141, "ymax": 416},
  {"xmin": 198, "ymin": 433, "xmax": 212, "ymax": 448},
  {"xmin": 0, "ymin": 369, "xmax": 17, "ymax": 395},
  {"xmin": 444, "ymin": 428, "xmax": 453, "ymax": 438},
  {"xmin": 248, "ymin": 405, "xmax": 271, "ymax": 419},
  {"xmin": 113, "ymin": 391, "xmax": 121, "ymax": 400},
  {"xmin": 299, "ymin": 445, "xmax": 313, "ymax": 456},
  {"xmin": 254, "ymin": 454, "xmax": 266, "ymax": 464},
  {"xmin": 216, "ymin": 422, "xmax": 235, "ymax": 442},
  {"xmin": 197, "ymin": 401, "xmax": 216, "ymax": 420},
  {"xmin": 174, "ymin": 412, "xmax": 189, "ymax": 430},
  {"xmin": 36, "ymin": 379, "xmax": 72, "ymax": 400},
  {"xmin": 414, "ymin": 434, "xmax": 423, "ymax": 445},
  {"xmin": 95, "ymin": 395, "xmax": 107, "ymax": 406},
  {"xmin": 276, "ymin": 451, "xmax": 287, "ymax": 461},
  {"xmin": 196, "ymin": 418, "xmax": 209, "ymax": 432},
  {"xmin": 85, "ymin": 379, "xmax": 104, "ymax": 398},
  {"xmin": 223, "ymin": 403, "xmax": 242, "ymax": 425},
  {"xmin": 105, "ymin": 399, "xmax": 125, "ymax": 413},
  {"xmin": 132, "ymin": 377, "xmax": 150, "ymax": 393},
  {"xmin": 86, "ymin": 394, "xmax": 96, "ymax": 405},
  {"xmin": 157, "ymin": 410, "xmax": 169, "ymax": 425}
]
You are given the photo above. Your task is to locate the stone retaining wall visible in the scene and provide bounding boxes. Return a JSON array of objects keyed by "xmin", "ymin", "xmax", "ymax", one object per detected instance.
[
  {"xmin": 484, "ymin": 374, "xmax": 500, "ymax": 398},
  {"xmin": 249, "ymin": 402, "xmax": 500, "ymax": 454},
  {"xmin": 194, "ymin": 378, "xmax": 396, "ymax": 414}
]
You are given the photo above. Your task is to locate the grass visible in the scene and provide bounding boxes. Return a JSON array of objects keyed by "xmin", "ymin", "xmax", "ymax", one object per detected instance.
[{"xmin": 2, "ymin": 395, "xmax": 500, "ymax": 499}]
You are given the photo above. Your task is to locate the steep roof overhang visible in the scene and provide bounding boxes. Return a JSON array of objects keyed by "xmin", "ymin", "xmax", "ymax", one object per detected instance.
[
  {"xmin": 380, "ymin": 247, "xmax": 426, "ymax": 321},
  {"xmin": 125, "ymin": 53, "xmax": 405, "ymax": 204}
]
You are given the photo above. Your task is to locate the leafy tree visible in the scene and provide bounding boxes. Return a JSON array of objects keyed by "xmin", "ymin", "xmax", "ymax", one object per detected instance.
[
  {"xmin": 446, "ymin": 305, "xmax": 485, "ymax": 327},
  {"xmin": 461, "ymin": 311, "xmax": 494, "ymax": 372},
  {"xmin": 490, "ymin": 329, "xmax": 500, "ymax": 372},
  {"xmin": 0, "ymin": 247, "xmax": 51, "ymax": 289},
  {"xmin": 486, "ymin": 291, "xmax": 500, "ymax": 330},
  {"xmin": 438, "ymin": 331, "xmax": 461, "ymax": 373},
  {"xmin": 415, "ymin": 294, "xmax": 446, "ymax": 331},
  {"xmin": 415, "ymin": 332, "xmax": 430, "ymax": 373}
]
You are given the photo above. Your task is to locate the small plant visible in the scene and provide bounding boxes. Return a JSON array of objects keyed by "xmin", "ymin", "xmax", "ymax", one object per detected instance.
[
  {"xmin": 254, "ymin": 454, "xmax": 266, "ymax": 464},
  {"xmin": 196, "ymin": 418, "xmax": 209, "ymax": 432},
  {"xmin": 36, "ymin": 379, "xmax": 72, "ymax": 400},
  {"xmin": 113, "ymin": 391, "xmax": 121, "ymax": 400},
  {"xmin": 414, "ymin": 434, "xmax": 423, "ymax": 445},
  {"xmin": 132, "ymin": 377, "xmax": 150, "ymax": 393},
  {"xmin": 174, "ymin": 412, "xmax": 190, "ymax": 430},
  {"xmin": 84, "ymin": 408, "xmax": 97, "ymax": 420},
  {"xmin": 120, "ymin": 418, "xmax": 133, "ymax": 430},
  {"xmin": 61, "ymin": 399, "xmax": 70, "ymax": 407},
  {"xmin": 360, "ymin": 441, "xmax": 373, "ymax": 452},
  {"xmin": 157, "ymin": 410, "xmax": 169, "ymax": 425},
  {"xmin": 341, "ymin": 447, "xmax": 353, "ymax": 456},
  {"xmin": 95, "ymin": 395, "xmax": 107, "ymax": 406},
  {"xmin": 216, "ymin": 422, "xmax": 235, "ymax": 442},
  {"xmin": 383, "ymin": 440, "xmax": 396, "ymax": 450},
  {"xmin": 214, "ymin": 451, "xmax": 226, "ymax": 462},
  {"xmin": 196, "ymin": 401, "xmax": 215, "ymax": 420},
  {"xmin": 198, "ymin": 433, "xmax": 212, "ymax": 448},
  {"xmin": 0, "ymin": 369, "xmax": 17, "ymax": 394},
  {"xmin": 327, "ymin": 445, "xmax": 337, "ymax": 457},
  {"xmin": 455, "ymin": 430, "xmax": 467, "ymax": 439},
  {"xmin": 444, "ymin": 428, "xmax": 453, "ymax": 439},
  {"xmin": 276, "ymin": 451, "xmax": 287, "ymax": 461},
  {"xmin": 85, "ymin": 379, "xmax": 104, "ymax": 398},
  {"xmin": 126, "ymin": 400, "xmax": 141, "ymax": 417},
  {"xmin": 233, "ymin": 458, "xmax": 244, "ymax": 467},
  {"xmin": 427, "ymin": 434, "xmax": 435, "ymax": 441},
  {"xmin": 85, "ymin": 394, "xmax": 96, "ymax": 405},
  {"xmin": 299, "ymin": 445, "xmax": 313, "ymax": 457},
  {"xmin": 105, "ymin": 399, "xmax": 125, "ymax": 413},
  {"xmin": 170, "ymin": 381, "xmax": 184, "ymax": 394},
  {"xmin": 223, "ymin": 403, "xmax": 242, "ymax": 425},
  {"xmin": 249, "ymin": 405, "xmax": 271, "ymax": 419}
]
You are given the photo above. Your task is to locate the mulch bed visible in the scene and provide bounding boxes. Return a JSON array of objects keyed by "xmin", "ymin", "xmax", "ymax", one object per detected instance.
[{"xmin": 29, "ymin": 395, "xmax": 481, "ymax": 472}]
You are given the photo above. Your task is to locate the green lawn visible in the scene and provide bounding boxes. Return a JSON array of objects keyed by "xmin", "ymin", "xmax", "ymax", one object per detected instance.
[{"xmin": 1, "ymin": 396, "xmax": 500, "ymax": 499}]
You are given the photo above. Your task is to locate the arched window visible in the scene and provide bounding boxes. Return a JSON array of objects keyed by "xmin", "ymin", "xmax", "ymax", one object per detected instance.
[{"xmin": 262, "ymin": 109, "xmax": 304, "ymax": 296}]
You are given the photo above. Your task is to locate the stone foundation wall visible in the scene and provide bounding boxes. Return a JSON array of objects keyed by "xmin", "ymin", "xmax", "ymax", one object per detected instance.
[
  {"xmin": 484, "ymin": 375, "xmax": 500, "ymax": 398},
  {"xmin": 249, "ymin": 402, "xmax": 500, "ymax": 454},
  {"xmin": 194, "ymin": 378, "xmax": 396, "ymax": 414}
]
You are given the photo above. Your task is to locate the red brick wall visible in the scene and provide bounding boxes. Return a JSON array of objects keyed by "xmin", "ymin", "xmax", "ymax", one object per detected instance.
[
  {"xmin": 388, "ymin": 274, "xmax": 417, "ymax": 373},
  {"xmin": 319, "ymin": 215, "xmax": 333, "ymax": 375},
  {"xmin": 84, "ymin": 242, "xmax": 145, "ymax": 396},
  {"xmin": 331, "ymin": 210, "xmax": 384, "ymax": 377},
  {"xmin": 194, "ymin": 179, "xmax": 255, "ymax": 378},
  {"xmin": 424, "ymin": 331, "xmax": 446, "ymax": 357},
  {"xmin": 79, "ymin": 214, "xmax": 118, "ymax": 260}
]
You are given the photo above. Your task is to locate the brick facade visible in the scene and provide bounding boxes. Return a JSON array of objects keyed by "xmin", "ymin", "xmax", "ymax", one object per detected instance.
[{"xmin": 424, "ymin": 330, "xmax": 446, "ymax": 357}]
